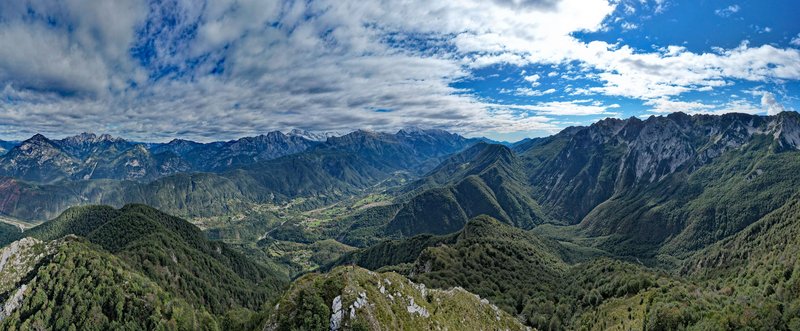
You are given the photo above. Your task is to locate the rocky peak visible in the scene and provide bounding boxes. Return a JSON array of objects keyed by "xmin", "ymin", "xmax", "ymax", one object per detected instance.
[
  {"xmin": 287, "ymin": 129, "xmax": 337, "ymax": 141},
  {"xmin": 772, "ymin": 111, "xmax": 800, "ymax": 150},
  {"xmin": 22, "ymin": 134, "xmax": 52, "ymax": 146},
  {"xmin": 665, "ymin": 111, "xmax": 692, "ymax": 126},
  {"xmin": 14, "ymin": 134, "xmax": 61, "ymax": 154},
  {"xmin": 398, "ymin": 126, "xmax": 426, "ymax": 134},
  {"xmin": 263, "ymin": 131, "xmax": 288, "ymax": 140},
  {"xmin": 56, "ymin": 133, "xmax": 130, "ymax": 160},
  {"xmin": 398, "ymin": 127, "xmax": 454, "ymax": 137},
  {"xmin": 63, "ymin": 132, "xmax": 97, "ymax": 144},
  {"xmin": 625, "ymin": 116, "xmax": 695, "ymax": 182},
  {"xmin": 571, "ymin": 117, "xmax": 631, "ymax": 145},
  {"xmin": 167, "ymin": 138, "xmax": 200, "ymax": 148},
  {"xmin": 61, "ymin": 132, "xmax": 123, "ymax": 144}
]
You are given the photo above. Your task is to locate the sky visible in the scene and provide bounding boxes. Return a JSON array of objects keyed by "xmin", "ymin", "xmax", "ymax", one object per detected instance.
[{"xmin": 0, "ymin": 0, "xmax": 798, "ymax": 142}]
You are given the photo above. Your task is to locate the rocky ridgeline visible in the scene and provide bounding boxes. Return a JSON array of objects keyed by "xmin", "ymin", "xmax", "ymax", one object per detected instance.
[
  {"xmin": 0, "ymin": 237, "xmax": 61, "ymax": 321},
  {"xmin": 266, "ymin": 266, "xmax": 528, "ymax": 330}
]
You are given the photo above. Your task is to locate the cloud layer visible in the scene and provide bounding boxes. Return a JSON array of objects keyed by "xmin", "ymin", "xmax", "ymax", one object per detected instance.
[{"xmin": 0, "ymin": 0, "xmax": 797, "ymax": 141}]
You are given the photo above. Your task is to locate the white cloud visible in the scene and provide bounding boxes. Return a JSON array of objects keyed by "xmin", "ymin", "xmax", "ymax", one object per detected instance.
[
  {"xmin": 759, "ymin": 91, "xmax": 786, "ymax": 115},
  {"xmin": 512, "ymin": 87, "xmax": 557, "ymax": 96},
  {"xmin": 0, "ymin": 1, "xmax": 147, "ymax": 95},
  {"xmin": 0, "ymin": 0, "xmax": 623, "ymax": 139},
  {"xmin": 0, "ymin": 0, "xmax": 798, "ymax": 140},
  {"xmin": 621, "ymin": 22, "xmax": 638, "ymax": 30},
  {"xmin": 644, "ymin": 92, "xmax": 786, "ymax": 116},
  {"xmin": 523, "ymin": 74, "xmax": 542, "ymax": 87},
  {"xmin": 715, "ymin": 5, "xmax": 740, "ymax": 17},
  {"xmin": 571, "ymin": 42, "xmax": 800, "ymax": 99},
  {"xmin": 792, "ymin": 34, "xmax": 800, "ymax": 46},
  {"xmin": 644, "ymin": 97, "xmax": 716, "ymax": 113},
  {"xmin": 507, "ymin": 99, "xmax": 620, "ymax": 116},
  {"xmin": 623, "ymin": 4, "xmax": 636, "ymax": 14}
]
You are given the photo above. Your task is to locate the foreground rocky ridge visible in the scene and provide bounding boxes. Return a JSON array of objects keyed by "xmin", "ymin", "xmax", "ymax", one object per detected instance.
[{"xmin": 265, "ymin": 265, "xmax": 528, "ymax": 331}]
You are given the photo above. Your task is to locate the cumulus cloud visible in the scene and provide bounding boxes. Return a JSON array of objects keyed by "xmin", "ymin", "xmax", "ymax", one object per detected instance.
[
  {"xmin": 509, "ymin": 88, "xmax": 558, "ymax": 96},
  {"xmin": 759, "ymin": 92, "xmax": 786, "ymax": 115},
  {"xmin": 644, "ymin": 92, "xmax": 786, "ymax": 116},
  {"xmin": 572, "ymin": 42, "xmax": 800, "ymax": 99},
  {"xmin": 645, "ymin": 98, "xmax": 716, "ymax": 114},
  {"xmin": 791, "ymin": 33, "xmax": 800, "ymax": 46},
  {"xmin": 0, "ymin": 0, "xmax": 798, "ymax": 141},
  {"xmin": 523, "ymin": 74, "xmax": 542, "ymax": 87},
  {"xmin": 620, "ymin": 22, "xmax": 638, "ymax": 31},
  {"xmin": 0, "ymin": 1, "xmax": 147, "ymax": 95},
  {"xmin": 715, "ymin": 5, "xmax": 740, "ymax": 17},
  {"xmin": 506, "ymin": 99, "xmax": 620, "ymax": 116}
]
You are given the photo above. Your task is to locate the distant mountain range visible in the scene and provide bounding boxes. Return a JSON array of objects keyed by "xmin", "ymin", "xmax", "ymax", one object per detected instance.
[
  {"xmin": 0, "ymin": 128, "xmax": 504, "ymax": 184},
  {"xmin": 0, "ymin": 128, "xmax": 484, "ymax": 220},
  {"xmin": 0, "ymin": 140, "xmax": 17, "ymax": 155},
  {"xmin": 0, "ymin": 131, "xmax": 321, "ymax": 183}
]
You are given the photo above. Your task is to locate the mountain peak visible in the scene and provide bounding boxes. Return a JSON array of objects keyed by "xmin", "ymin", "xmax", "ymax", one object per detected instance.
[
  {"xmin": 27, "ymin": 133, "xmax": 50, "ymax": 142},
  {"xmin": 166, "ymin": 138, "xmax": 195, "ymax": 145},
  {"xmin": 264, "ymin": 130, "xmax": 287, "ymax": 138},
  {"xmin": 397, "ymin": 126, "xmax": 452, "ymax": 137},
  {"xmin": 18, "ymin": 134, "xmax": 58, "ymax": 149},
  {"xmin": 397, "ymin": 126, "xmax": 426, "ymax": 134},
  {"xmin": 62, "ymin": 132, "xmax": 123, "ymax": 144},
  {"xmin": 287, "ymin": 128, "xmax": 339, "ymax": 141},
  {"xmin": 72, "ymin": 132, "xmax": 97, "ymax": 141}
]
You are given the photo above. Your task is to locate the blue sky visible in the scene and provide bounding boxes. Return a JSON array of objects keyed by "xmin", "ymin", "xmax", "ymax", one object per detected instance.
[{"xmin": 0, "ymin": 0, "xmax": 798, "ymax": 142}]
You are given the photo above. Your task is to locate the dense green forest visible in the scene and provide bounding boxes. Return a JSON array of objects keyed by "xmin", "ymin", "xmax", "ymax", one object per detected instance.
[
  {"xmin": 330, "ymin": 209, "xmax": 800, "ymax": 330},
  {"xmin": 0, "ymin": 237, "xmax": 219, "ymax": 331},
  {"xmin": 0, "ymin": 205, "xmax": 293, "ymax": 330}
]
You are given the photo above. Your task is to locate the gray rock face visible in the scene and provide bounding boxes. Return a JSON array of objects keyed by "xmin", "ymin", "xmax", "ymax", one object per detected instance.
[
  {"xmin": 329, "ymin": 295, "xmax": 343, "ymax": 331},
  {"xmin": 0, "ymin": 134, "xmax": 80, "ymax": 183},
  {"xmin": 522, "ymin": 111, "xmax": 800, "ymax": 223},
  {"xmin": 287, "ymin": 129, "xmax": 341, "ymax": 142},
  {"xmin": 0, "ymin": 237, "xmax": 58, "ymax": 321},
  {"xmin": 772, "ymin": 111, "xmax": 800, "ymax": 150},
  {"xmin": 573, "ymin": 112, "xmax": 797, "ymax": 182},
  {"xmin": 626, "ymin": 117, "xmax": 696, "ymax": 182}
]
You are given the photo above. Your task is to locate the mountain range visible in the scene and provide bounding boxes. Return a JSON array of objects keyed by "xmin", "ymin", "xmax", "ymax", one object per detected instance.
[
  {"xmin": 0, "ymin": 131, "xmax": 322, "ymax": 183},
  {"xmin": 0, "ymin": 128, "xmax": 481, "ymax": 221},
  {"xmin": 1, "ymin": 111, "xmax": 800, "ymax": 330},
  {"xmin": 302, "ymin": 112, "xmax": 800, "ymax": 259}
]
